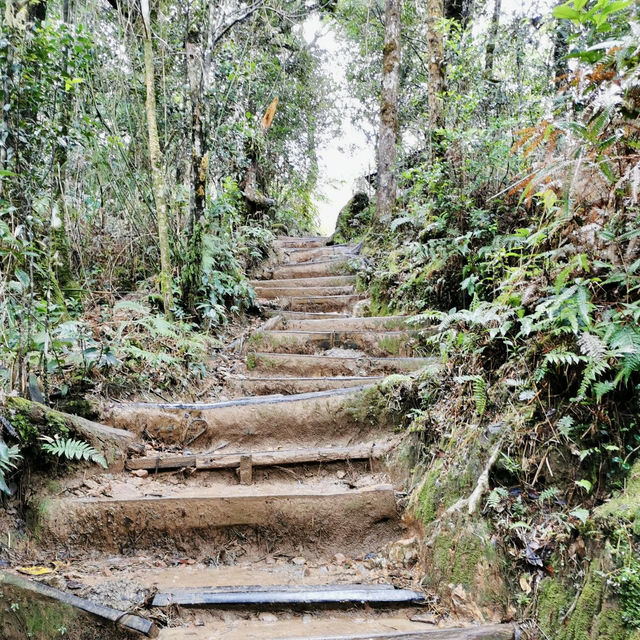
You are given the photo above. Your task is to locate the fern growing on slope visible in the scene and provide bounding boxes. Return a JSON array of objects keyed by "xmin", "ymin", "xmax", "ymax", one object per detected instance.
[
  {"xmin": 0, "ymin": 440, "xmax": 21, "ymax": 495},
  {"xmin": 40, "ymin": 436, "xmax": 107, "ymax": 469}
]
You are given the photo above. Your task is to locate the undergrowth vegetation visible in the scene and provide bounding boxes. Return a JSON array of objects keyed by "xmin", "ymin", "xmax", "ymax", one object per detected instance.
[{"xmin": 340, "ymin": 0, "xmax": 640, "ymax": 634}]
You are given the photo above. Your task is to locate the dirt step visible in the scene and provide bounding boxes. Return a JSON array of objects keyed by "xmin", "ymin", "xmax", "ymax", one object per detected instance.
[
  {"xmin": 227, "ymin": 375, "xmax": 383, "ymax": 395},
  {"xmin": 41, "ymin": 483, "xmax": 398, "ymax": 551},
  {"xmin": 279, "ymin": 245, "xmax": 358, "ymax": 264},
  {"xmin": 265, "ymin": 259, "xmax": 356, "ymax": 280},
  {"xmin": 251, "ymin": 275, "xmax": 357, "ymax": 289},
  {"xmin": 264, "ymin": 294, "xmax": 364, "ymax": 313},
  {"xmin": 245, "ymin": 353, "xmax": 436, "ymax": 377},
  {"xmin": 263, "ymin": 310, "xmax": 352, "ymax": 320},
  {"xmin": 277, "ymin": 316, "xmax": 415, "ymax": 332},
  {"xmin": 126, "ymin": 441, "xmax": 392, "ymax": 472},
  {"xmin": 106, "ymin": 386, "xmax": 384, "ymax": 448},
  {"xmin": 152, "ymin": 583, "xmax": 424, "ymax": 607},
  {"xmin": 256, "ymin": 285, "xmax": 356, "ymax": 299},
  {"xmin": 273, "ymin": 236, "xmax": 328, "ymax": 249},
  {"xmin": 246, "ymin": 330, "xmax": 418, "ymax": 357}
]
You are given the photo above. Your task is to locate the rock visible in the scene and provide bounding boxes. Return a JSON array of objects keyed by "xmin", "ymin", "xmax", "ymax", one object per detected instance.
[
  {"xmin": 291, "ymin": 556, "xmax": 306, "ymax": 566},
  {"xmin": 450, "ymin": 583, "xmax": 485, "ymax": 621},
  {"xmin": 353, "ymin": 298, "xmax": 371, "ymax": 317},
  {"xmin": 336, "ymin": 470, "xmax": 346, "ymax": 479},
  {"xmin": 83, "ymin": 478, "xmax": 99, "ymax": 491},
  {"xmin": 258, "ymin": 613, "xmax": 278, "ymax": 623},
  {"xmin": 131, "ymin": 469, "xmax": 148, "ymax": 478},
  {"xmin": 411, "ymin": 613, "xmax": 438, "ymax": 625},
  {"xmin": 386, "ymin": 535, "xmax": 419, "ymax": 568},
  {"xmin": 332, "ymin": 552, "xmax": 347, "ymax": 565}
]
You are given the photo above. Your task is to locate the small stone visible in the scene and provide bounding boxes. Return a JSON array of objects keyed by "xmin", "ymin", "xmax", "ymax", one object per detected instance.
[
  {"xmin": 131, "ymin": 469, "xmax": 149, "ymax": 478},
  {"xmin": 291, "ymin": 556, "xmax": 306, "ymax": 566},
  {"xmin": 83, "ymin": 478, "xmax": 99, "ymax": 490},
  {"xmin": 258, "ymin": 613, "xmax": 278, "ymax": 623},
  {"xmin": 411, "ymin": 613, "xmax": 437, "ymax": 625},
  {"xmin": 386, "ymin": 535, "xmax": 420, "ymax": 568},
  {"xmin": 336, "ymin": 470, "xmax": 346, "ymax": 479},
  {"xmin": 333, "ymin": 552, "xmax": 347, "ymax": 565}
]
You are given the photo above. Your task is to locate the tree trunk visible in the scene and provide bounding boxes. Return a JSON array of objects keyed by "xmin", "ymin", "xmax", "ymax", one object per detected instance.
[
  {"xmin": 552, "ymin": 9, "xmax": 570, "ymax": 87},
  {"xmin": 376, "ymin": 0, "xmax": 401, "ymax": 222},
  {"xmin": 426, "ymin": 0, "xmax": 445, "ymax": 133},
  {"xmin": 141, "ymin": 0, "xmax": 173, "ymax": 317},
  {"xmin": 180, "ymin": 27, "xmax": 207, "ymax": 314},
  {"xmin": 52, "ymin": 0, "xmax": 79, "ymax": 302},
  {"xmin": 484, "ymin": 0, "xmax": 501, "ymax": 78}
]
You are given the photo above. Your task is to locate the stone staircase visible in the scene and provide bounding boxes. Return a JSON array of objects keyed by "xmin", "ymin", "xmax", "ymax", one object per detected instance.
[{"xmin": 33, "ymin": 236, "xmax": 514, "ymax": 639}]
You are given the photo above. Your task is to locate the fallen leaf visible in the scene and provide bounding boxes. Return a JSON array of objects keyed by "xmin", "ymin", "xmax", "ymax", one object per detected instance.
[
  {"xmin": 519, "ymin": 573, "xmax": 532, "ymax": 594},
  {"xmin": 17, "ymin": 566, "xmax": 53, "ymax": 576}
]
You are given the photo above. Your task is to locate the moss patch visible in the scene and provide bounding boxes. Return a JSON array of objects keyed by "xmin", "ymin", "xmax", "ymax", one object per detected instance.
[{"xmin": 594, "ymin": 460, "xmax": 640, "ymax": 534}]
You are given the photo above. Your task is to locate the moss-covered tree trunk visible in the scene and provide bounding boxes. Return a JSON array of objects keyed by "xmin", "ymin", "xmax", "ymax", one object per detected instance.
[
  {"xmin": 376, "ymin": 0, "xmax": 401, "ymax": 222},
  {"xmin": 484, "ymin": 0, "xmax": 501, "ymax": 78},
  {"xmin": 141, "ymin": 0, "xmax": 173, "ymax": 317},
  {"xmin": 426, "ymin": 0, "xmax": 445, "ymax": 133}
]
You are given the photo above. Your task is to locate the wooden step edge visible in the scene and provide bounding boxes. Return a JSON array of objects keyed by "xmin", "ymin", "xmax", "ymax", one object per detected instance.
[
  {"xmin": 250, "ymin": 276, "xmax": 357, "ymax": 286},
  {"xmin": 152, "ymin": 584, "xmax": 425, "ymax": 607},
  {"xmin": 231, "ymin": 375, "xmax": 384, "ymax": 382},
  {"xmin": 0, "ymin": 571, "xmax": 158, "ymax": 637},
  {"xmin": 248, "ymin": 352, "xmax": 435, "ymax": 364},
  {"xmin": 126, "ymin": 442, "xmax": 391, "ymax": 471},
  {"xmin": 125, "ymin": 384, "xmax": 369, "ymax": 411},
  {"xmin": 281, "ymin": 624, "xmax": 516, "ymax": 640}
]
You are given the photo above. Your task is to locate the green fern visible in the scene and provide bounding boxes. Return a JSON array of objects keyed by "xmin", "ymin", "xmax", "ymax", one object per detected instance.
[
  {"xmin": 486, "ymin": 487, "xmax": 509, "ymax": 510},
  {"xmin": 454, "ymin": 375, "xmax": 487, "ymax": 416},
  {"xmin": 0, "ymin": 440, "xmax": 21, "ymax": 495},
  {"xmin": 557, "ymin": 415, "xmax": 575, "ymax": 437},
  {"xmin": 538, "ymin": 487, "xmax": 559, "ymax": 504},
  {"xmin": 40, "ymin": 435, "xmax": 107, "ymax": 469}
]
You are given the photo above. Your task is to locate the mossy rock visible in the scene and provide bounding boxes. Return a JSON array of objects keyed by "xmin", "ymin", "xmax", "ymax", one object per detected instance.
[
  {"xmin": 594, "ymin": 460, "xmax": 640, "ymax": 535},
  {"xmin": 331, "ymin": 192, "xmax": 371, "ymax": 244},
  {"xmin": 537, "ymin": 555, "xmax": 638, "ymax": 640},
  {"xmin": 422, "ymin": 515, "xmax": 508, "ymax": 618}
]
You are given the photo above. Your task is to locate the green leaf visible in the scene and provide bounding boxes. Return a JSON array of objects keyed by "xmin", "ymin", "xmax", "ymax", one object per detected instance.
[
  {"xmin": 575, "ymin": 479, "xmax": 592, "ymax": 493},
  {"xmin": 570, "ymin": 507, "xmax": 590, "ymax": 524},
  {"xmin": 553, "ymin": 4, "xmax": 581, "ymax": 20}
]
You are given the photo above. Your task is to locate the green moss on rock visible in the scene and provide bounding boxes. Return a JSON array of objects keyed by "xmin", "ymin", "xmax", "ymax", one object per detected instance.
[{"xmin": 594, "ymin": 460, "xmax": 640, "ymax": 534}]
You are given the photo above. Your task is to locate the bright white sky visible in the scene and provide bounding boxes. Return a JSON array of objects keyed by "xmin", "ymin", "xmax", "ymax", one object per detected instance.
[
  {"xmin": 302, "ymin": 15, "xmax": 376, "ymax": 235},
  {"xmin": 302, "ymin": 0, "xmax": 555, "ymax": 235}
]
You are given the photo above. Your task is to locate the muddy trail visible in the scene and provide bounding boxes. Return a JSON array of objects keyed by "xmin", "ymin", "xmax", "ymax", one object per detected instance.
[{"xmin": 2, "ymin": 237, "xmax": 515, "ymax": 639}]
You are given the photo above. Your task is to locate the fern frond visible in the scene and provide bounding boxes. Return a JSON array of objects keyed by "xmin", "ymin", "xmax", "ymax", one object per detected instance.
[
  {"xmin": 557, "ymin": 416, "xmax": 575, "ymax": 437},
  {"xmin": 538, "ymin": 487, "xmax": 559, "ymax": 503},
  {"xmin": 486, "ymin": 487, "xmax": 509, "ymax": 510},
  {"xmin": 454, "ymin": 375, "xmax": 487, "ymax": 416},
  {"xmin": 40, "ymin": 436, "xmax": 107, "ymax": 469},
  {"xmin": 578, "ymin": 332, "xmax": 606, "ymax": 359}
]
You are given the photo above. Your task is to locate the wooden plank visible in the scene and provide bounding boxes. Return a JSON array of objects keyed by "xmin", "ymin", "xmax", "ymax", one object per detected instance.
[
  {"xmin": 0, "ymin": 571, "xmax": 158, "ymax": 637},
  {"xmin": 281, "ymin": 625, "xmax": 515, "ymax": 640},
  {"xmin": 127, "ymin": 443, "xmax": 386, "ymax": 472},
  {"xmin": 152, "ymin": 584, "xmax": 424, "ymax": 607}
]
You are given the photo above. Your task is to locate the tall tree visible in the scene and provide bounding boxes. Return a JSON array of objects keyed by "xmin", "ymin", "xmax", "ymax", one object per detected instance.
[
  {"xmin": 140, "ymin": 0, "xmax": 173, "ymax": 316},
  {"xmin": 426, "ymin": 0, "xmax": 445, "ymax": 133},
  {"xmin": 376, "ymin": 0, "xmax": 401, "ymax": 222},
  {"xmin": 485, "ymin": 0, "xmax": 501, "ymax": 78}
]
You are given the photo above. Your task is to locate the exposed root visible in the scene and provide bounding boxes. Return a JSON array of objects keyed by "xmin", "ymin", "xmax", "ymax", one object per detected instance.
[{"xmin": 425, "ymin": 437, "xmax": 504, "ymax": 546}]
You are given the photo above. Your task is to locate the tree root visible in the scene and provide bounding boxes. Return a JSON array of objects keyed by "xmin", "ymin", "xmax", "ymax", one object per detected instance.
[{"xmin": 425, "ymin": 437, "xmax": 504, "ymax": 547}]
